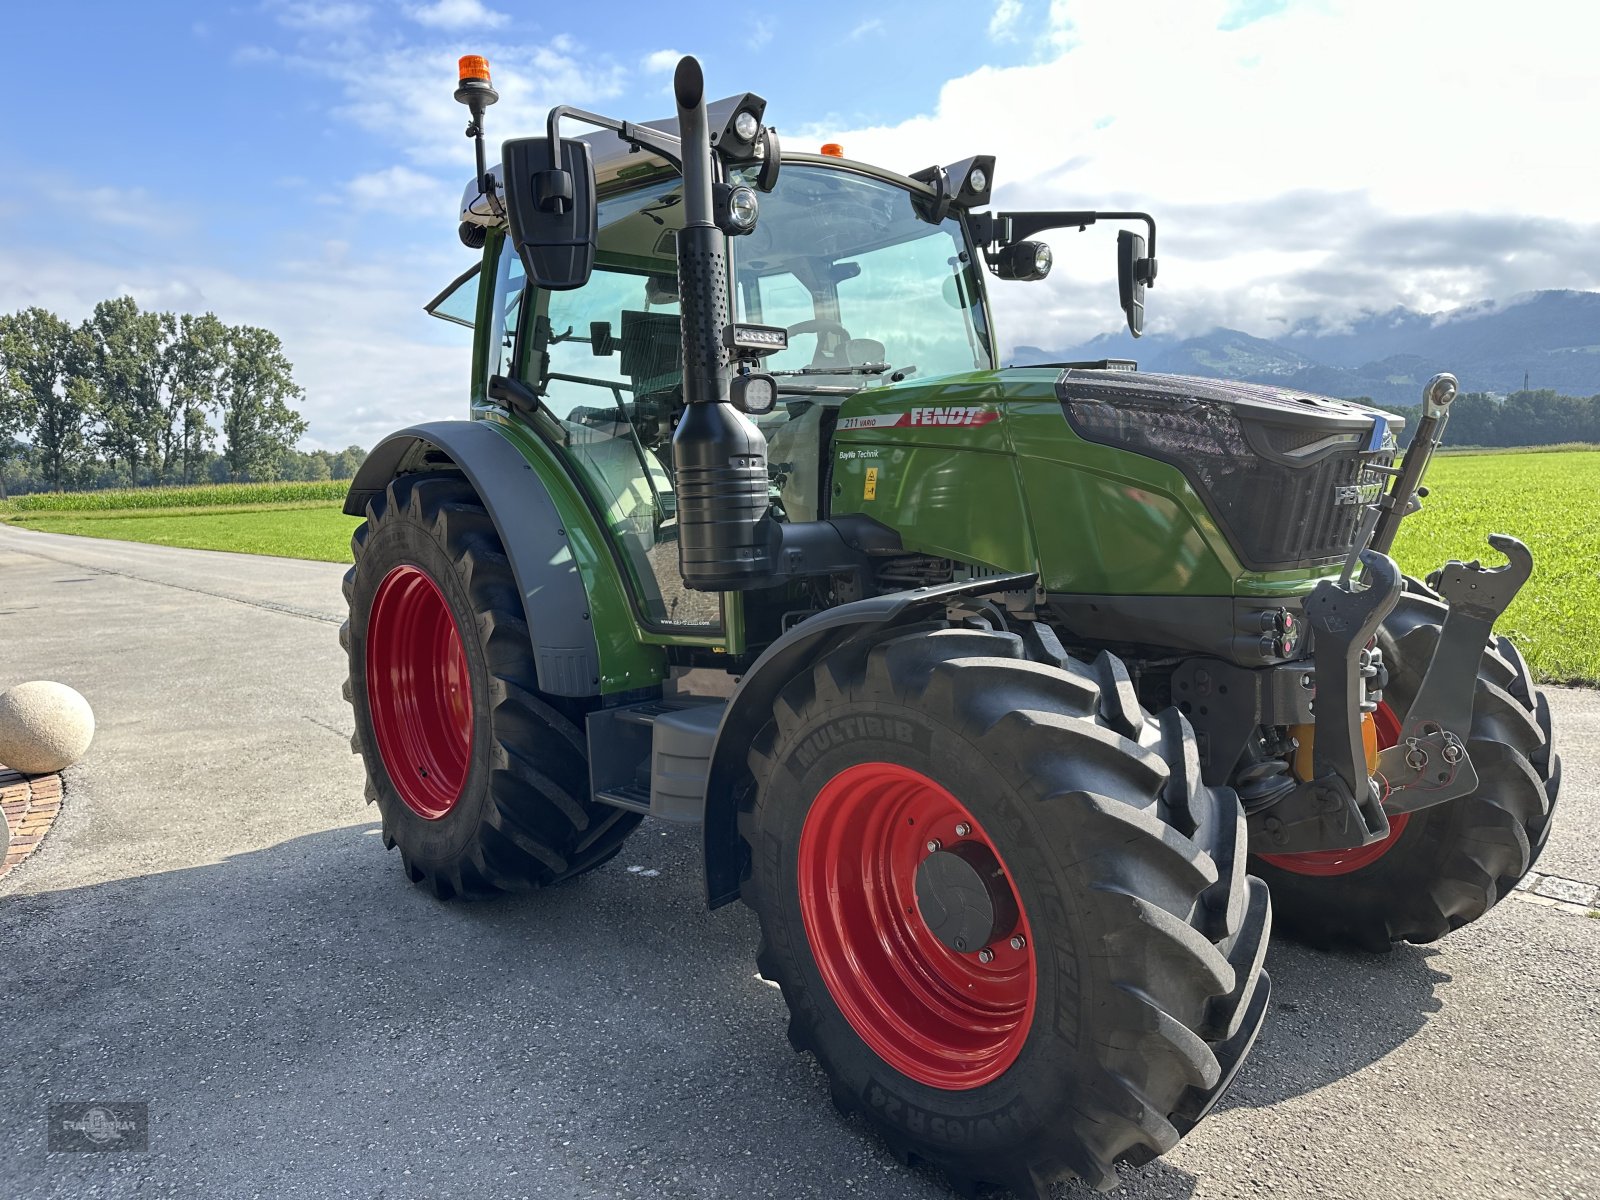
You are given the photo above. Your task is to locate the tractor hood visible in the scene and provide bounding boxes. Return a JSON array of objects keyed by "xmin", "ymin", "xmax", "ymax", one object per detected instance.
[{"xmin": 1056, "ymin": 368, "xmax": 1401, "ymax": 572}]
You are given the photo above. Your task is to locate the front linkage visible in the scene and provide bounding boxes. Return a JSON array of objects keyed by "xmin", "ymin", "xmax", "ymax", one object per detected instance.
[{"xmin": 1238, "ymin": 373, "xmax": 1535, "ymax": 856}]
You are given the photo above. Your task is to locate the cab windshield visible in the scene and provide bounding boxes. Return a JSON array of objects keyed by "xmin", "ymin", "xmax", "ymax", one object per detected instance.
[{"xmin": 731, "ymin": 164, "xmax": 993, "ymax": 381}]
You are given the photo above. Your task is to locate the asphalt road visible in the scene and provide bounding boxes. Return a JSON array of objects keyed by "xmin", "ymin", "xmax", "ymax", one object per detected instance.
[{"xmin": 2, "ymin": 523, "xmax": 1597, "ymax": 1200}]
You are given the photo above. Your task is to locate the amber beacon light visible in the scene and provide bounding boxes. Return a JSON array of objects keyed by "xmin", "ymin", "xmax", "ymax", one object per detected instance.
[{"xmin": 453, "ymin": 53, "xmax": 500, "ymax": 210}]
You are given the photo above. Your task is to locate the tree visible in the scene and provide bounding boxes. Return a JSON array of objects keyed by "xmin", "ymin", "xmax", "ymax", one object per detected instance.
[
  {"xmin": 81, "ymin": 297, "xmax": 170, "ymax": 485},
  {"xmin": 164, "ymin": 312, "xmax": 227, "ymax": 483},
  {"xmin": 0, "ymin": 322, "xmax": 38, "ymax": 500},
  {"xmin": 217, "ymin": 324, "xmax": 308, "ymax": 481},
  {"xmin": 0, "ymin": 307, "xmax": 86, "ymax": 491},
  {"xmin": 1443, "ymin": 392, "xmax": 1501, "ymax": 446},
  {"xmin": 333, "ymin": 446, "xmax": 367, "ymax": 479}
]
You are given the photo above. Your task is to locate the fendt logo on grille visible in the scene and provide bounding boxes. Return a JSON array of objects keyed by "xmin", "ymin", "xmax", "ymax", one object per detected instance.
[
  {"xmin": 837, "ymin": 407, "xmax": 1000, "ymax": 431},
  {"xmin": 1334, "ymin": 469, "xmax": 1387, "ymax": 506}
]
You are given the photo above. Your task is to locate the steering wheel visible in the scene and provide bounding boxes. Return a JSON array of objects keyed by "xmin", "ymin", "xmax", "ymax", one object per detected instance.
[{"xmin": 785, "ymin": 318, "xmax": 853, "ymax": 366}]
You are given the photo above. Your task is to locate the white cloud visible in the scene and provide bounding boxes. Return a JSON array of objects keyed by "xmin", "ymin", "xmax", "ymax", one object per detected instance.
[
  {"xmin": 806, "ymin": 0, "xmax": 1600, "ymax": 345},
  {"xmin": 344, "ymin": 166, "xmax": 455, "ymax": 218},
  {"xmin": 849, "ymin": 18, "xmax": 885, "ymax": 40},
  {"xmin": 988, "ymin": 0, "xmax": 1024, "ymax": 40},
  {"xmin": 405, "ymin": 0, "xmax": 510, "ymax": 30},
  {"xmin": 641, "ymin": 49, "xmax": 682, "ymax": 73},
  {"xmin": 272, "ymin": 41, "xmax": 626, "ymax": 171},
  {"xmin": 272, "ymin": 1, "xmax": 371, "ymax": 31},
  {"xmin": 71, "ymin": 184, "xmax": 189, "ymax": 237}
]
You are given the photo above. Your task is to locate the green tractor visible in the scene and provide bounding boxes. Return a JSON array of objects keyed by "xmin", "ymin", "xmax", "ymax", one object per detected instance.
[{"xmin": 341, "ymin": 55, "xmax": 1560, "ymax": 1196}]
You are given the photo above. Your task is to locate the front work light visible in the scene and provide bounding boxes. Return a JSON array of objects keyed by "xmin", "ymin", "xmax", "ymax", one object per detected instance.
[
  {"xmin": 724, "ymin": 323, "xmax": 788, "ymax": 357},
  {"xmin": 733, "ymin": 110, "xmax": 761, "ymax": 141},
  {"xmin": 990, "ymin": 239, "xmax": 1052, "ymax": 282},
  {"xmin": 731, "ymin": 372, "xmax": 778, "ymax": 415},
  {"xmin": 715, "ymin": 183, "xmax": 760, "ymax": 235}
]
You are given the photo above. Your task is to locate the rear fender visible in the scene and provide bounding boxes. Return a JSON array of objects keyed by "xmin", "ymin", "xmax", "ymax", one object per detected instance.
[
  {"xmin": 701, "ymin": 572, "xmax": 1037, "ymax": 908},
  {"xmin": 345, "ymin": 420, "xmax": 602, "ymax": 697}
]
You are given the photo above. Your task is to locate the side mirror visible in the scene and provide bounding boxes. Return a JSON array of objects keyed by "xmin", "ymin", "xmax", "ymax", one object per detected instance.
[
  {"xmin": 502, "ymin": 136, "xmax": 597, "ymax": 291},
  {"xmin": 1118, "ymin": 229, "xmax": 1151, "ymax": 338}
]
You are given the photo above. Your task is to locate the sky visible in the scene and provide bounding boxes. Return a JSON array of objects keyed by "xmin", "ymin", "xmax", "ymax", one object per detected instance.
[{"xmin": 1, "ymin": 0, "xmax": 1597, "ymax": 449}]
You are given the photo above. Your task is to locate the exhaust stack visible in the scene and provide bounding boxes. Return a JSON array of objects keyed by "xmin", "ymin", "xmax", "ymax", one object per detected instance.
[{"xmin": 669, "ymin": 56, "xmax": 776, "ymax": 591}]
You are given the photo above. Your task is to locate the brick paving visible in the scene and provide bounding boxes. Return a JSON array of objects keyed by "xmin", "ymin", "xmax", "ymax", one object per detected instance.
[{"xmin": 0, "ymin": 768, "xmax": 63, "ymax": 881}]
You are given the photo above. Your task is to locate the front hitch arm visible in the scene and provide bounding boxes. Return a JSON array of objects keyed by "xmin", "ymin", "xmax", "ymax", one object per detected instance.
[
  {"xmin": 1249, "ymin": 551, "xmax": 1402, "ymax": 855},
  {"xmin": 1379, "ymin": 534, "xmax": 1533, "ymax": 812}
]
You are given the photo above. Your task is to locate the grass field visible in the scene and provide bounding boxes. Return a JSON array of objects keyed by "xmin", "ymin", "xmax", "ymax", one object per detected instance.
[
  {"xmin": 0, "ymin": 502, "xmax": 359, "ymax": 562},
  {"xmin": 3, "ymin": 450, "xmax": 1596, "ymax": 682},
  {"xmin": 1388, "ymin": 450, "xmax": 1600, "ymax": 683}
]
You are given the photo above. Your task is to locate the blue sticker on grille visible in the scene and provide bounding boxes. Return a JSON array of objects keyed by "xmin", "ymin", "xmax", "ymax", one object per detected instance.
[{"xmin": 1366, "ymin": 415, "xmax": 1388, "ymax": 451}]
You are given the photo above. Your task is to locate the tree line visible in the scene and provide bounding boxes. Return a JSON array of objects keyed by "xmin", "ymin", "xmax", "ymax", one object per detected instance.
[
  {"xmin": 0, "ymin": 298, "xmax": 317, "ymax": 497},
  {"xmin": 1369, "ymin": 389, "xmax": 1600, "ymax": 448}
]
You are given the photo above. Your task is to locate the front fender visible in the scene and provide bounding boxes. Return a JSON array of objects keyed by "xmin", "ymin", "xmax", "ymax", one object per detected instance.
[
  {"xmin": 345, "ymin": 421, "xmax": 601, "ymax": 698},
  {"xmin": 701, "ymin": 572, "xmax": 1036, "ymax": 908}
]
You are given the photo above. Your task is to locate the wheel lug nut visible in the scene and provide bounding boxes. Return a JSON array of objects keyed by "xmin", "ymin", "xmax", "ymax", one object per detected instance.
[
  {"xmin": 954, "ymin": 822, "xmax": 971, "ymax": 838},
  {"xmin": 926, "ymin": 839, "xmax": 941, "ymax": 853},
  {"xmin": 1010, "ymin": 935, "xmax": 1026, "ymax": 951},
  {"xmin": 977, "ymin": 948, "xmax": 995, "ymax": 964}
]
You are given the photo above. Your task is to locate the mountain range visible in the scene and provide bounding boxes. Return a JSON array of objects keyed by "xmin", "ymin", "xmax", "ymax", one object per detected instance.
[{"xmin": 1015, "ymin": 290, "xmax": 1600, "ymax": 408}]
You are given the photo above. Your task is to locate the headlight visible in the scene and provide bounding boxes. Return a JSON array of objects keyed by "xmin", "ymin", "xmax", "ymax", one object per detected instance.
[
  {"xmin": 989, "ymin": 239, "xmax": 1052, "ymax": 282},
  {"xmin": 725, "ymin": 184, "xmax": 759, "ymax": 232}
]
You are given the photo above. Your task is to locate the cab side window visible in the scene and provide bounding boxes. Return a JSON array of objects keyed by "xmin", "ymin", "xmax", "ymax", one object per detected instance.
[
  {"xmin": 519, "ymin": 183, "xmax": 722, "ymax": 629},
  {"xmin": 488, "ymin": 242, "xmax": 525, "ymax": 383}
]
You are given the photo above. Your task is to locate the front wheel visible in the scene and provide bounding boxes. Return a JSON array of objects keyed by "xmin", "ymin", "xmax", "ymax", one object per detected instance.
[
  {"xmin": 341, "ymin": 472, "xmax": 640, "ymax": 899},
  {"xmin": 1253, "ymin": 587, "xmax": 1559, "ymax": 951},
  {"xmin": 740, "ymin": 626, "xmax": 1271, "ymax": 1196}
]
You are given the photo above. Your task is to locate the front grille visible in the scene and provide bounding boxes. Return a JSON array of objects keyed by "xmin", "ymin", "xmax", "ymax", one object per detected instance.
[{"xmin": 1059, "ymin": 370, "xmax": 1396, "ymax": 571}]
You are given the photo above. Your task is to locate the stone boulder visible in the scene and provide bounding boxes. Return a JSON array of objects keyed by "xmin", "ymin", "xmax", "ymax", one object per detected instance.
[{"xmin": 0, "ymin": 682, "xmax": 95, "ymax": 776}]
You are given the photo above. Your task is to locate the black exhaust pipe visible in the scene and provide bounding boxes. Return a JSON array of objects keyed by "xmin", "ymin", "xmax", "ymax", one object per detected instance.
[{"xmin": 669, "ymin": 56, "xmax": 775, "ymax": 591}]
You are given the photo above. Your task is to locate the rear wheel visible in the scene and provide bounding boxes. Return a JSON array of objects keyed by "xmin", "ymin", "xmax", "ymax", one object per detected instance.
[
  {"xmin": 741, "ymin": 626, "xmax": 1272, "ymax": 1196},
  {"xmin": 341, "ymin": 472, "xmax": 640, "ymax": 898},
  {"xmin": 1252, "ymin": 587, "xmax": 1559, "ymax": 950}
]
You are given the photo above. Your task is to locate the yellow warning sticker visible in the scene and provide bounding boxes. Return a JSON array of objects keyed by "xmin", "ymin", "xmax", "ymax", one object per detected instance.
[{"xmin": 863, "ymin": 466, "xmax": 878, "ymax": 500}]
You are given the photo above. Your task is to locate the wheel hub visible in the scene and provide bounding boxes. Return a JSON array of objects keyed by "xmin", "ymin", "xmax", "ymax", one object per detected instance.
[
  {"xmin": 796, "ymin": 760, "xmax": 1036, "ymax": 1090},
  {"xmin": 914, "ymin": 842, "xmax": 1018, "ymax": 954},
  {"xmin": 365, "ymin": 564, "xmax": 474, "ymax": 821}
]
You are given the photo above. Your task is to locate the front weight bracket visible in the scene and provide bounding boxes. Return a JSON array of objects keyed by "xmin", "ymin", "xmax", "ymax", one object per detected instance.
[
  {"xmin": 1381, "ymin": 534, "xmax": 1533, "ymax": 813},
  {"xmin": 1248, "ymin": 550, "xmax": 1403, "ymax": 855}
]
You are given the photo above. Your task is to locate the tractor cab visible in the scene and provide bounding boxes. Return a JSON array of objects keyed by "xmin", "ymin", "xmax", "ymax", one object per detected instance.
[{"xmin": 429, "ymin": 130, "xmax": 998, "ymax": 628}]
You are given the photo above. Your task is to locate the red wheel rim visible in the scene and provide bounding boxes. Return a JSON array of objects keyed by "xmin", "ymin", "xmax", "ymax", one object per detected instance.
[
  {"xmin": 365, "ymin": 565, "xmax": 474, "ymax": 820},
  {"xmin": 1259, "ymin": 702, "xmax": 1408, "ymax": 876},
  {"xmin": 797, "ymin": 762, "xmax": 1035, "ymax": 1090}
]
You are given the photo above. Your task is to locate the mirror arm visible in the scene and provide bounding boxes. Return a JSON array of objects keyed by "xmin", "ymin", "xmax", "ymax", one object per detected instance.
[
  {"xmin": 1093, "ymin": 211, "xmax": 1157, "ymax": 262},
  {"xmin": 975, "ymin": 209, "xmax": 1158, "ymax": 278},
  {"xmin": 544, "ymin": 105, "xmax": 684, "ymax": 171}
]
